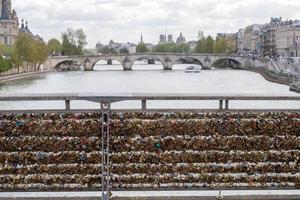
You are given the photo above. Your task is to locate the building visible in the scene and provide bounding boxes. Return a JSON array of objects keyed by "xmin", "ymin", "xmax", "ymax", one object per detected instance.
[
  {"xmin": 275, "ymin": 25, "xmax": 300, "ymax": 57},
  {"xmin": 237, "ymin": 17, "xmax": 300, "ymax": 57},
  {"xmin": 167, "ymin": 34, "xmax": 173, "ymax": 43},
  {"xmin": 217, "ymin": 33, "xmax": 238, "ymax": 53},
  {"xmin": 243, "ymin": 24, "xmax": 262, "ymax": 53},
  {"xmin": 0, "ymin": 0, "xmax": 19, "ymax": 46},
  {"xmin": 104, "ymin": 40, "xmax": 136, "ymax": 54},
  {"xmin": 159, "ymin": 34, "xmax": 166, "ymax": 44},
  {"xmin": 237, "ymin": 29, "xmax": 245, "ymax": 54},
  {"xmin": 260, "ymin": 18, "xmax": 279, "ymax": 57},
  {"xmin": 119, "ymin": 42, "xmax": 136, "ymax": 54},
  {"xmin": 176, "ymin": 32, "xmax": 186, "ymax": 44},
  {"xmin": 259, "ymin": 17, "xmax": 300, "ymax": 57},
  {"xmin": 198, "ymin": 30, "xmax": 204, "ymax": 40}
]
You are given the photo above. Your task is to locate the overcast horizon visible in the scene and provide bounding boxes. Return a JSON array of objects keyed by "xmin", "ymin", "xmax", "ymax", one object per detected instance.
[{"xmin": 13, "ymin": 0, "xmax": 300, "ymax": 48}]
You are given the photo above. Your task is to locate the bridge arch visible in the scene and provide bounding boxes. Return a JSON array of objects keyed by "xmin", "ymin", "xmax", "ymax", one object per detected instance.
[
  {"xmin": 211, "ymin": 58, "xmax": 242, "ymax": 69},
  {"xmin": 91, "ymin": 58, "xmax": 123, "ymax": 71},
  {"xmin": 131, "ymin": 56, "xmax": 165, "ymax": 70},
  {"xmin": 174, "ymin": 57, "xmax": 204, "ymax": 67},
  {"xmin": 54, "ymin": 60, "xmax": 82, "ymax": 71}
]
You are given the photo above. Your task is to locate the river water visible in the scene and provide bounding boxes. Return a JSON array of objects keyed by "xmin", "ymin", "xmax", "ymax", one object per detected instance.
[{"xmin": 0, "ymin": 61, "xmax": 299, "ymax": 110}]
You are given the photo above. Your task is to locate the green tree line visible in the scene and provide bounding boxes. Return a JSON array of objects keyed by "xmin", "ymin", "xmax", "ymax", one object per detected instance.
[
  {"xmin": 0, "ymin": 33, "xmax": 48, "ymax": 73},
  {"xmin": 0, "ymin": 28, "xmax": 88, "ymax": 73},
  {"xmin": 47, "ymin": 28, "xmax": 88, "ymax": 56},
  {"xmin": 135, "ymin": 37, "xmax": 236, "ymax": 54},
  {"xmin": 194, "ymin": 36, "xmax": 236, "ymax": 54},
  {"xmin": 153, "ymin": 43, "xmax": 190, "ymax": 53}
]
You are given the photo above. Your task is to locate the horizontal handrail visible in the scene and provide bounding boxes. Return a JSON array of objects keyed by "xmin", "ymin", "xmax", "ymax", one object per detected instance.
[
  {"xmin": 1, "ymin": 93, "xmax": 300, "ymax": 101},
  {"xmin": 1, "ymin": 109, "xmax": 300, "ymax": 114},
  {"xmin": 0, "ymin": 93, "xmax": 300, "ymax": 112}
]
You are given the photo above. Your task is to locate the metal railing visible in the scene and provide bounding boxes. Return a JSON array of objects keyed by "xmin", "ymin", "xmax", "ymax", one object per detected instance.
[
  {"xmin": 1, "ymin": 93, "xmax": 300, "ymax": 113},
  {"xmin": 1, "ymin": 93, "xmax": 300, "ymax": 200}
]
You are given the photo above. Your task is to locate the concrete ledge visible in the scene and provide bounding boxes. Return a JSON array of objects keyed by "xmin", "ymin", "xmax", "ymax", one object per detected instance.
[{"xmin": 1, "ymin": 190, "xmax": 300, "ymax": 200}]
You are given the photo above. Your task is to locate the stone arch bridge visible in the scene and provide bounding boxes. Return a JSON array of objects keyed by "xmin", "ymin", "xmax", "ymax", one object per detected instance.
[{"xmin": 43, "ymin": 53, "xmax": 265, "ymax": 71}]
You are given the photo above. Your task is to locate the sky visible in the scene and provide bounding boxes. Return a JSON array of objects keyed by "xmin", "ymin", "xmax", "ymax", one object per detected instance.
[{"xmin": 13, "ymin": 0, "xmax": 300, "ymax": 48}]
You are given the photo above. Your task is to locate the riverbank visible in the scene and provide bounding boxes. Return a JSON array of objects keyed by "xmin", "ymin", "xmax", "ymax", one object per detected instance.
[
  {"xmin": 250, "ymin": 67, "xmax": 300, "ymax": 93},
  {"xmin": 247, "ymin": 67, "xmax": 294, "ymax": 85},
  {"xmin": 0, "ymin": 70, "xmax": 54, "ymax": 83}
]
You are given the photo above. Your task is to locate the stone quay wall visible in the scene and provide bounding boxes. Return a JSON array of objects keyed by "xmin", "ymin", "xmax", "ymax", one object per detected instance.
[{"xmin": 0, "ymin": 112, "xmax": 299, "ymax": 191}]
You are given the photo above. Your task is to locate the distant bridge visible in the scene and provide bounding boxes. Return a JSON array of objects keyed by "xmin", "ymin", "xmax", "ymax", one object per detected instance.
[{"xmin": 44, "ymin": 53, "xmax": 266, "ymax": 71}]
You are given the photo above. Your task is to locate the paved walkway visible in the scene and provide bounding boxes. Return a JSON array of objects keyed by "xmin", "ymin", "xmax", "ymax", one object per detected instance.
[{"xmin": 0, "ymin": 190, "xmax": 299, "ymax": 200}]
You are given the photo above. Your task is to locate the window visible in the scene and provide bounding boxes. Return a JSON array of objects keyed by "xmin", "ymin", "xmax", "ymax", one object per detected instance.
[
  {"xmin": 4, "ymin": 36, "xmax": 8, "ymax": 44},
  {"xmin": 290, "ymin": 52, "xmax": 295, "ymax": 57}
]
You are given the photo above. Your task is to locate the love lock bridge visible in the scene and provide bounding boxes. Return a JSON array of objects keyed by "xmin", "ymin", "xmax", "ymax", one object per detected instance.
[
  {"xmin": 1, "ymin": 93, "xmax": 300, "ymax": 200},
  {"xmin": 43, "ymin": 53, "xmax": 267, "ymax": 71}
]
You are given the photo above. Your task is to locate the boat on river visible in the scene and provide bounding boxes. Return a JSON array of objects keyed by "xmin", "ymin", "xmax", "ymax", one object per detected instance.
[
  {"xmin": 202, "ymin": 66, "xmax": 212, "ymax": 70},
  {"xmin": 185, "ymin": 66, "xmax": 201, "ymax": 73}
]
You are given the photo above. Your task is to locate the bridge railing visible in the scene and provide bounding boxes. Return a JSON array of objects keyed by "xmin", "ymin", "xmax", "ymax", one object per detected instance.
[
  {"xmin": 1, "ymin": 93, "xmax": 300, "ymax": 200},
  {"xmin": 0, "ymin": 93, "xmax": 300, "ymax": 113}
]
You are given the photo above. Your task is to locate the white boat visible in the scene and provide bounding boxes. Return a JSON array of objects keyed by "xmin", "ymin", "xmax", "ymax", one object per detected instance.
[{"xmin": 185, "ymin": 66, "xmax": 201, "ymax": 73}]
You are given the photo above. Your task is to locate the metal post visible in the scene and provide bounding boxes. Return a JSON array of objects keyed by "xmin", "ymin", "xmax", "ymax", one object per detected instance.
[
  {"xmin": 225, "ymin": 100, "xmax": 229, "ymax": 110},
  {"xmin": 219, "ymin": 100, "xmax": 223, "ymax": 110},
  {"xmin": 101, "ymin": 101, "xmax": 111, "ymax": 200},
  {"xmin": 142, "ymin": 99, "xmax": 147, "ymax": 110},
  {"xmin": 65, "ymin": 100, "xmax": 71, "ymax": 110}
]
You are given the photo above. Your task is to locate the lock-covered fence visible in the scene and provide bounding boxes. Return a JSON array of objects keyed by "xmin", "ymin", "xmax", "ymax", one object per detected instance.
[
  {"xmin": 0, "ymin": 112, "xmax": 300, "ymax": 191},
  {"xmin": 0, "ymin": 93, "xmax": 300, "ymax": 199}
]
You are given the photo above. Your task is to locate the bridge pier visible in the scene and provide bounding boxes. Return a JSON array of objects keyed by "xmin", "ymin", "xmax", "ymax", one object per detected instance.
[
  {"xmin": 107, "ymin": 59, "xmax": 112, "ymax": 65},
  {"xmin": 83, "ymin": 59, "xmax": 93, "ymax": 71},
  {"xmin": 163, "ymin": 62, "xmax": 173, "ymax": 70},
  {"xmin": 122, "ymin": 62, "xmax": 132, "ymax": 71}
]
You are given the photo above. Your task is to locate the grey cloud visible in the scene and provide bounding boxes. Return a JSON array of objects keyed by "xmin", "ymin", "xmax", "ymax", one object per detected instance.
[{"xmin": 12, "ymin": 0, "xmax": 300, "ymax": 47}]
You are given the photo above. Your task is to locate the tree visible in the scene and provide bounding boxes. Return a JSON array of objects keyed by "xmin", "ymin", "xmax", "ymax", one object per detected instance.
[
  {"xmin": 206, "ymin": 36, "xmax": 214, "ymax": 53},
  {"xmin": 119, "ymin": 48, "xmax": 129, "ymax": 54},
  {"xmin": 47, "ymin": 38, "xmax": 62, "ymax": 56},
  {"xmin": 0, "ymin": 56, "xmax": 12, "ymax": 72},
  {"xmin": 136, "ymin": 43, "xmax": 149, "ymax": 53},
  {"xmin": 61, "ymin": 33, "xmax": 78, "ymax": 56},
  {"xmin": 61, "ymin": 28, "xmax": 87, "ymax": 55},
  {"xmin": 214, "ymin": 37, "xmax": 228, "ymax": 54},
  {"xmin": 0, "ymin": 44, "xmax": 12, "ymax": 58},
  {"xmin": 213, "ymin": 37, "xmax": 237, "ymax": 54},
  {"xmin": 194, "ymin": 36, "xmax": 214, "ymax": 53},
  {"xmin": 194, "ymin": 38, "xmax": 207, "ymax": 53},
  {"xmin": 75, "ymin": 29, "xmax": 88, "ymax": 50},
  {"xmin": 99, "ymin": 46, "xmax": 118, "ymax": 55},
  {"xmin": 33, "ymin": 39, "xmax": 49, "ymax": 68},
  {"xmin": 153, "ymin": 43, "xmax": 190, "ymax": 53},
  {"xmin": 13, "ymin": 32, "xmax": 49, "ymax": 71},
  {"xmin": 14, "ymin": 33, "xmax": 34, "ymax": 64}
]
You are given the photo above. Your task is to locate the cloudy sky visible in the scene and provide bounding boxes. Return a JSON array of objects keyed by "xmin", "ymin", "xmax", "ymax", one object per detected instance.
[{"xmin": 13, "ymin": 0, "xmax": 300, "ymax": 48}]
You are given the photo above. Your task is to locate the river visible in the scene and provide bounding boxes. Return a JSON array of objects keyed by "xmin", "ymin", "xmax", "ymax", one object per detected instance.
[{"xmin": 0, "ymin": 61, "xmax": 299, "ymax": 110}]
